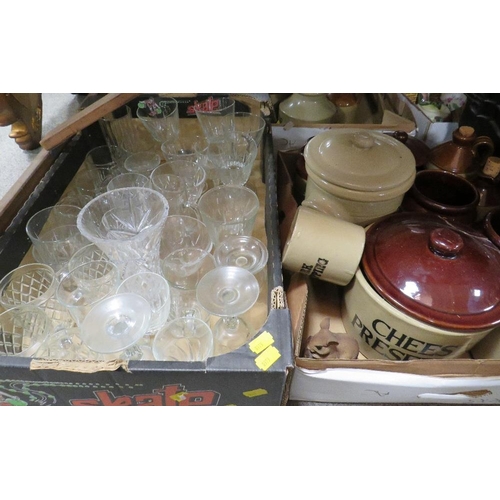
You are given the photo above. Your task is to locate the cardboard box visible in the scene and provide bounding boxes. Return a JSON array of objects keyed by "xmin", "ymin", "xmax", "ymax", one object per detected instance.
[
  {"xmin": 276, "ymin": 146, "xmax": 500, "ymax": 406},
  {"xmin": 271, "ymin": 94, "xmax": 419, "ymax": 163},
  {"xmin": 398, "ymin": 93, "xmax": 459, "ymax": 148},
  {"xmin": 0, "ymin": 94, "xmax": 294, "ymax": 407}
]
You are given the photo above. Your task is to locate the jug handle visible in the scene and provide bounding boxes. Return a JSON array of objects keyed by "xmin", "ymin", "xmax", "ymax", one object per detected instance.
[{"xmin": 473, "ymin": 135, "xmax": 495, "ymax": 165}]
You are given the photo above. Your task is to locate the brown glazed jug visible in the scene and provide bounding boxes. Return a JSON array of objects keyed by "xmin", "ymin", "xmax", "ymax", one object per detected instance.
[
  {"xmin": 473, "ymin": 156, "xmax": 500, "ymax": 221},
  {"xmin": 427, "ymin": 125, "xmax": 494, "ymax": 179}
]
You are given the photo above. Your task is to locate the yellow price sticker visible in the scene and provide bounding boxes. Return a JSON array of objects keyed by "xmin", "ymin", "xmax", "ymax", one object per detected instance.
[
  {"xmin": 170, "ymin": 392, "xmax": 187, "ymax": 402},
  {"xmin": 255, "ymin": 346, "xmax": 281, "ymax": 371},
  {"xmin": 243, "ymin": 389, "xmax": 269, "ymax": 398},
  {"xmin": 249, "ymin": 331, "xmax": 275, "ymax": 354}
]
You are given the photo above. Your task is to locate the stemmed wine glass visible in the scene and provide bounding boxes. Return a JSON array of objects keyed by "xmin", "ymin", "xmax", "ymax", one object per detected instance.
[{"xmin": 196, "ymin": 266, "xmax": 259, "ymax": 355}]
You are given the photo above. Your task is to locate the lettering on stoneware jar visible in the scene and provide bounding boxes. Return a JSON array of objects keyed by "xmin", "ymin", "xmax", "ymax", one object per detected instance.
[
  {"xmin": 349, "ymin": 313, "xmax": 460, "ymax": 361},
  {"xmin": 299, "ymin": 258, "xmax": 330, "ymax": 279}
]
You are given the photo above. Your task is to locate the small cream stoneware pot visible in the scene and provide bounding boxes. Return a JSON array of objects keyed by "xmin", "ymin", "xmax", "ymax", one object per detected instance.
[
  {"xmin": 341, "ymin": 268, "xmax": 492, "ymax": 361},
  {"xmin": 303, "ymin": 129, "xmax": 416, "ymax": 227},
  {"xmin": 281, "ymin": 205, "xmax": 366, "ymax": 286}
]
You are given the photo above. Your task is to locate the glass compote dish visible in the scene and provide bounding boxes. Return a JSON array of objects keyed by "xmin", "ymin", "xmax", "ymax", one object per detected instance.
[
  {"xmin": 196, "ymin": 266, "xmax": 260, "ymax": 355},
  {"xmin": 79, "ymin": 293, "xmax": 152, "ymax": 355}
]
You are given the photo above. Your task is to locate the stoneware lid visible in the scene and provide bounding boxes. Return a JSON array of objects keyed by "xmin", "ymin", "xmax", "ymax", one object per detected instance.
[
  {"xmin": 362, "ymin": 212, "xmax": 500, "ymax": 332},
  {"xmin": 304, "ymin": 128, "xmax": 416, "ymax": 193}
]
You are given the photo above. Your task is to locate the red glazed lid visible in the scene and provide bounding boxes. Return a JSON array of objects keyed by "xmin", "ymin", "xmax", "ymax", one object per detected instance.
[{"xmin": 362, "ymin": 212, "xmax": 500, "ymax": 332}]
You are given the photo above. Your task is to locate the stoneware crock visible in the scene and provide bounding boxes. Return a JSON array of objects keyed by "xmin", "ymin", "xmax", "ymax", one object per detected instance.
[
  {"xmin": 401, "ymin": 169, "xmax": 480, "ymax": 225},
  {"xmin": 341, "ymin": 212, "xmax": 500, "ymax": 361},
  {"xmin": 303, "ymin": 129, "xmax": 416, "ymax": 226},
  {"xmin": 279, "ymin": 93, "xmax": 337, "ymax": 126}
]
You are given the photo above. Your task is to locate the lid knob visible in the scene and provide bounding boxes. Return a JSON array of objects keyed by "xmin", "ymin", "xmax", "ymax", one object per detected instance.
[
  {"xmin": 429, "ymin": 228, "xmax": 464, "ymax": 258},
  {"xmin": 352, "ymin": 132, "xmax": 375, "ymax": 150}
]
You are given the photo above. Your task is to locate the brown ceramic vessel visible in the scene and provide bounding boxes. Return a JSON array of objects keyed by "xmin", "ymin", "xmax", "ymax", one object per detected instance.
[
  {"xmin": 401, "ymin": 169, "xmax": 479, "ymax": 225},
  {"xmin": 427, "ymin": 125, "xmax": 494, "ymax": 179},
  {"xmin": 341, "ymin": 212, "xmax": 500, "ymax": 360},
  {"xmin": 392, "ymin": 131, "xmax": 431, "ymax": 171}
]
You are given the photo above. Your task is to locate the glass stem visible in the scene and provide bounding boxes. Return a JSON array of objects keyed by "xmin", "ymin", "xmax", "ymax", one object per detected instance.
[{"xmin": 222, "ymin": 316, "xmax": 240, "ymax": 332}]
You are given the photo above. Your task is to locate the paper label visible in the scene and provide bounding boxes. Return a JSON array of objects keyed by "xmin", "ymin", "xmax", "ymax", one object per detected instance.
[
  {"xmin": 249, "ymin": 331, "xmax": 275, "ymax": 354},
  {"xmin": 255, "ymin": 346, "xmax": 282, "ymax": 371}
]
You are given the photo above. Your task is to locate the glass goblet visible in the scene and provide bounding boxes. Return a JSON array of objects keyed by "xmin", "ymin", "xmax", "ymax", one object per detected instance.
[
  {"xmin": 35, "ymin": 326, "xmax": 93, "ymax": 361},
  {"xmin": 161, "ymin": 247, "xmax": 215, "ymax": 321},
  {"xmin": 205, "ymin": 131, "xmax": 258, "ymax": 186},
  {"xmin": 151, "ymin": 163, "xmax": 188, "ymax": 216},
  {"xmin": 196, "ymin": 266, "xmax": 260, "ymax": 355},
  {"xmin": 159, "ymin": 214, "xmax": 213, "ymax": 261},
  {"xmin": 152, "ymin": 317, "xmax": 214, "ymax": 362},
  {"xmin": 107, "ymin": 172, "xmax": 151, "ymax": 191},
  {"xmin": 68, "ymin": 243, "xmax": 110, "ymax": 275},
  {"xmin": 161, "ymin": 134, "xmax": 208, "ymax": 163},
  {"xmin": 56, "ymin": 260, "xmax": 120, "ymax": 327},
  {"xmin": 117, "ymin": 272, "xmax": 171, "ymax": 337},
  {"xmin": 197, "ymin": 185, "xmax": 260, "ymax": 247},
  {"xmin": 164, "ymin": 158, "xmax": 207, "ymax": 209},
  {"xmin": 123, "ymin": 151, "xmax": 162, "ymax": 177}
]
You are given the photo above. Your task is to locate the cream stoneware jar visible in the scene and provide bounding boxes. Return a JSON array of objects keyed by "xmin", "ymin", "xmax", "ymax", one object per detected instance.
[
  {"xmin": 341, "ymin": 212, "xmax": 500, "ymax": 361},
  {"xmin": 303, "ymin": 129, "xmax": 416, "ymax": 226},
  {"xmin": 281, "ymin": 205, "xmax": 366, "ymax": 286},
  {"xmin": 279, "ymin": 93, "xmax": 337, "ymax": 126}
]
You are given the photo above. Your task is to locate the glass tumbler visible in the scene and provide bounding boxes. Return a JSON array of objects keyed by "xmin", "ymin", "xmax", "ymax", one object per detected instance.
[
  {"xmin": 26, "ymin": 205, "xmax": 89, "ymax": 274},
  {"xmin": 195, "ymin": 97, "xmax": 235, "ymax": 144},
  {"xmin": 233, "ymin": 111, "xmax": 267, "ymax": 147},
  {"xmin": 0, "ymin": 305, "xmax": 53, "ymax": 357},
  {"xmin": 99, "ymin": 105, "xmax": 156, "ymax": 155},
  {"xmin": 136, "ymin": 96, "xmax": 180, "ymax": 143},
  {"xmin": 0, "ymin": 263, "xmax": 75, "ymax": 330}
]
